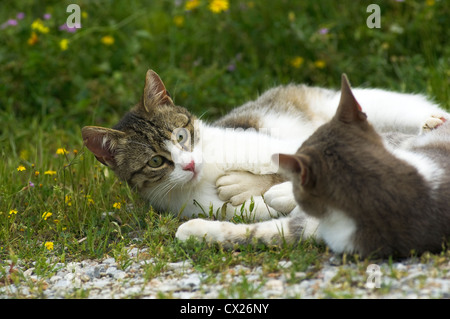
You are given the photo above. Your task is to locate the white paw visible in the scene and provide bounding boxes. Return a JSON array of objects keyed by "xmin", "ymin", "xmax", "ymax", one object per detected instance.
[
  {"xmin": 175, "ymin": 219, "xmax": 226, "ymax": 242},
  {"xmin": 263, "ymin": 182, "xmax": 297, "ymax": 214},
  {"xmin": 421, "ymin": 115, "xmax": 447, "ymax": 134},
  {"xmin": 216, "ymin": 171, "xmax": 269, "ymax": 206}
]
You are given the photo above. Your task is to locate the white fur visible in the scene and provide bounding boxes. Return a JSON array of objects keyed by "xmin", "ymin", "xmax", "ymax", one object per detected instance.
[{"xmin": 318, "ymin": 210, "xmax": 357, "ymax": 254}]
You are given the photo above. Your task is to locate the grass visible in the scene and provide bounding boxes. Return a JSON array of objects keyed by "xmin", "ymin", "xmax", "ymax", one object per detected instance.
[{"xmin": 1, "ymin": 0, "xmax": 449, "ymax": 298}]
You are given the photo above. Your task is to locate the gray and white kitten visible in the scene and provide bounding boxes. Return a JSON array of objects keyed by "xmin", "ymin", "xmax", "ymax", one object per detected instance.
[{"xmin": 176, "ymin": 75, "xmax": 450, "ymax": 258}]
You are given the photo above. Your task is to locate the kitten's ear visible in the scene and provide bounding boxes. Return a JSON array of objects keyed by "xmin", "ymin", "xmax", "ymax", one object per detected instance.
[
  {"xmin": 81, "ymin": 126, "xmax": 125, "ymax": 167},
  {"xmin": 141, "ymin": 69, "xmax": 174, "ymax": 113},
  {"xmin": 273, "ymin": 153, "xmax": 310, "ymax": 186},
  {"xmin": 335, "ymin": 74, "xmax": 367, "ymax": 124}
]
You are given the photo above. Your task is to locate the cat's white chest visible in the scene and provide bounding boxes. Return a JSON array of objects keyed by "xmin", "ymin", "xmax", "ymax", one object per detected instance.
[{"xmin": 318, "ymin": 209, "xmax": 357, "ymax": 254}]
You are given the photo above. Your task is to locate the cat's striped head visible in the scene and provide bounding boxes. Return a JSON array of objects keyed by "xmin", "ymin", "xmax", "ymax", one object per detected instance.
[{"xmin": 82, "ymin": 70, "xmax": 201, "ymax": 202}]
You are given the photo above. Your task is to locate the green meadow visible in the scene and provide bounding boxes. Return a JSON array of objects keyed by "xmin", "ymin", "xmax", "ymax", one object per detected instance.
[{"xmin": 0, "ymin": 0, "xmax": 449, "ymax": 297}]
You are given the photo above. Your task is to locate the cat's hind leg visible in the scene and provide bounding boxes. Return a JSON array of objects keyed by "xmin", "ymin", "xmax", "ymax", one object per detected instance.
[{"xmin": 175, "ymin": 207, "xmax": 320, "ymax": 247}]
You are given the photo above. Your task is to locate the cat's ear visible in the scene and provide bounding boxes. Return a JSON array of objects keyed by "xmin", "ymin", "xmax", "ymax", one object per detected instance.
[
  {"xmin": 141, "ymin": 69, "xmax": 174, "ymax": 113},
  {"xmin": 81, "ymin": 126, "xmax": 125, "ymax": 167},
  {"xmin": 335, "ymin": 74, "xmax": 367, "ymax": 124},
  {"xmin": 273, "ymin": 153, "xmax": 310, "ymax": 186}
]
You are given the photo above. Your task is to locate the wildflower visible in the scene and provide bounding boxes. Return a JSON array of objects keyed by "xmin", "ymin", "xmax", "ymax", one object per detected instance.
[
  {"xmin": 29, "ymin": 181, "xmax": 35, "ymax": 188},
  {"xmin": 17, "ymin": 12, "xmax": 25, "ymax": 20},
  {"xmin": 319, "ymin": 28, "xmax": 329, "ymax": 35},
  {"xmin": 5, "ymin": 19, "xmax": 17, "ymax": 27},
  {"xmin": 53, "ymin": 219, "xmax": 60, "ymax": 224},
  {"xmin": 44, "ymin": 170, "xmax": 57, "ymax": 175},
  {"xmin": 35, "ymin": 171, "xmax": 40, "ymax": 176},
  {"xmin": 31, "ymin": 19, "xmax": 49, "ymax": 34},
  {"xmin": 9, "ymin": 209, "xmax": 18, "ymax": 215},
  {"xmin": 290, "ymin": 56, "xmax": 304, "ymax": 68},
  {"xmin": 17, "ymin": 165, "xmax": 26, "ymax": 172},
  {"xmin": 288, "ymin": 12, "xmax": 295, "ymax": 22},
  {"xmin": 85, "ymin": 195, "xmax": 94, "ymax": 205},
  {"xmin": 44, "ymin": 242, "xmax": 54, "ymax": 251},
  {"xmin": 56, "ymin": 148, "xmax": 68, "ymax": 155},
  {"xmin": 101, "ymin": 35, "xmax": 115, "ymax": 46},
  {"xmin": 59, "ymin": 23, "xmax": 78, "ymax": 33},
  {"xmin": 209, "ymin": 0, "xmax": 229, "ymax": 13},
  {"xmin": 185, "ymin": 0, "xmax": 201, "ymax": 11},
  {"xmin": 113, "ymin": 202, "xmax": 121, "ymax": 209},
  {"xmin": 73, "ymin": 149, "xmax": 78, "ymax": 155},
  {"xmin": 314, "ymin": 60, "xmax": 326, "ymax": 69},
  {"xmin": 42, "ymin": 212, "xmax": 52, "ymax": 220},
  {"xmin": 65, "ymin": 195, "xmax": 72, "ymax": 206},
  {"xmin": 82, "ymin": 11, "xmax": 88, "ymax": 19},
  {"xmin": 27, "ymin": 31, "xmax": 38, "ymax": 45},
  {"xmin": 173, "ymin": 15, "xmax": 185, "ymax": 27},
  {"xmin": 426, "ymin": 0, "xmax": 435, "ymax": 6},
  {"xmin": 43, "ymin": 13, "xmax": 52, "ymax": 20}
]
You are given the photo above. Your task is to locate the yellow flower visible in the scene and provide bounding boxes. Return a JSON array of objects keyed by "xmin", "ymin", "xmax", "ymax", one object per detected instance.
[
  {"xmin": 56, "ymin": 148, "xmax": 68, "ymax": 155},
  {"xmin": 42, "ymin": 211, "xmax": 52, "ymax": 220},
  {"xmin": 27, "ymin": 31, "xmax": 38, "ymax": 46},
  {"xmin": 44, "ymin": 170, "xmax": 57, "ymax": 175},
  {"xmin": 173, "ymin": 15, "xmax": 185, "ymax": 27},
  {"xmin": 288, "ymin": 11, "xmax": 295, "ymax": 22},
  {"xmin": 185, "ymin": 0, "xmax": 201, "ymax": 11},
  {"xmin": 59, "ymin": 39, "xmax": 69, "ymax": 51},
  {"xmin": 17, "ymin": 165, "xmax": 26, "ymax": 172},
  {"xmin": 314, "ymin": 60, "xmax": 326, "ymax": 69},
  {"xmin": 290, "ymin": 56, "xmax": 304, "ymax": 68},
  {"xmin": 9, "ymin": 209, "xmax": 18, "ymax": 215},
  {"xmin": 35, "ymin": 171, "xmax": 40, "ymax": 176},
  {"xmin": 82, "ymin": 11, "xmax": 88, "ymax": 19},
  {"xmin": 44, "ymin": 242, "xmax": 54, "ymax": 251},
  {"xmin": 85, "ymin": 195, "xmax": 94, "ymax": 205},
  {"xmin": 113, "ymin": 202, "xmax": 121, "ymax": 209},
  {"xmin": 65, "ymin": 195, "xmax": 72, "ymax": 206},
  {"xmin": 31, "ymin": 19, "xmax": 49, "ymax": 34},
  {"xmin": 209, "ymin": 0, "xmax": 229, "ymax": 13},
  {"xmin": 101, "ymin": 35, "xmax": 115, "ymax": 46}
]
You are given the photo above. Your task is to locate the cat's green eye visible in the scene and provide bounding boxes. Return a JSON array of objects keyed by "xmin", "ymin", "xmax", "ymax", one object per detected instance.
[
  {"xmin": 148, "ymin": 155, "xmax": 164, "ymax": 168},
  {"xmin": 172, "ymin": 128, "xmax": 190, "ymax": 146}
]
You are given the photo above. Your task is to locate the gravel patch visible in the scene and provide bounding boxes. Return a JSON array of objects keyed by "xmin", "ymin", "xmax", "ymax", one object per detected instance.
[{"xmin": 1, "ymin": 247, "xmax": 449, "ymax": 299}]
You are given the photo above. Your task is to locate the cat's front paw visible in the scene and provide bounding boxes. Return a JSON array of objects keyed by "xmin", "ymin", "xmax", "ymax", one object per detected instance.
[
  {"xmin": 263, "ymin": 182, "xmax": 297, "ymax": 214},
  {"xmin": 421, "ymin": 116, "xmax": 447, "ymax": 134},
  {"xmin": 216, "ymin": 171, "xmax": 272, "ymax": 206}
]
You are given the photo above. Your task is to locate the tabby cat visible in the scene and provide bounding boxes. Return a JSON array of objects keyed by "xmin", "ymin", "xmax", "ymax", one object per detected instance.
[
  {"xmin": 82, "ymin": 70, "xmax": 448, "ymax": 227},
  {"xmin": 176, "ymin": 75, "xmax": 450, "ymax": 258}
]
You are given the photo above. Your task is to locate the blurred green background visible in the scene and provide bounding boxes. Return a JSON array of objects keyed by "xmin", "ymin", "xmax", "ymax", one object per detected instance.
[
  {"xmin": 1, "ymin": 0, "xmax": 449, "ymax": 131},
  {"xmin": 0, "ymin": 0, "xmax": 449, "ymax": 261}
]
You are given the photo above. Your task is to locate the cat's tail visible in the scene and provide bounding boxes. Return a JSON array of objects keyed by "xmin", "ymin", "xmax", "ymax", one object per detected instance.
[{"xmin": 175, "ymin": 207, "xmax": 319, "ymax": 247}]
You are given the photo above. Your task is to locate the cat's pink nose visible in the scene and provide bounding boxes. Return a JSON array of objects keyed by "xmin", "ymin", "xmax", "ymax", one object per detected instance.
[{"xmin": 183, "ymin": 160, "xmax": 195, "ymax": 172}]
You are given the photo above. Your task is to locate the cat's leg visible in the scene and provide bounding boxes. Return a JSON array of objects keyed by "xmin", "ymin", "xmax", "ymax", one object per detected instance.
[
  {"xmin": 216, "ymin": 171, "xmax": 284, "ymax": 206},
  {"xmin": 263, "ymin": 181, "xmax": 297, "ymax": 214},
  {"xmin": 175, "ymin": 206, "xmax": 320, "ymax": 247},
  {"xmin": 350, "ymin": 89, "xmax": 450, "ymax": 135}
]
